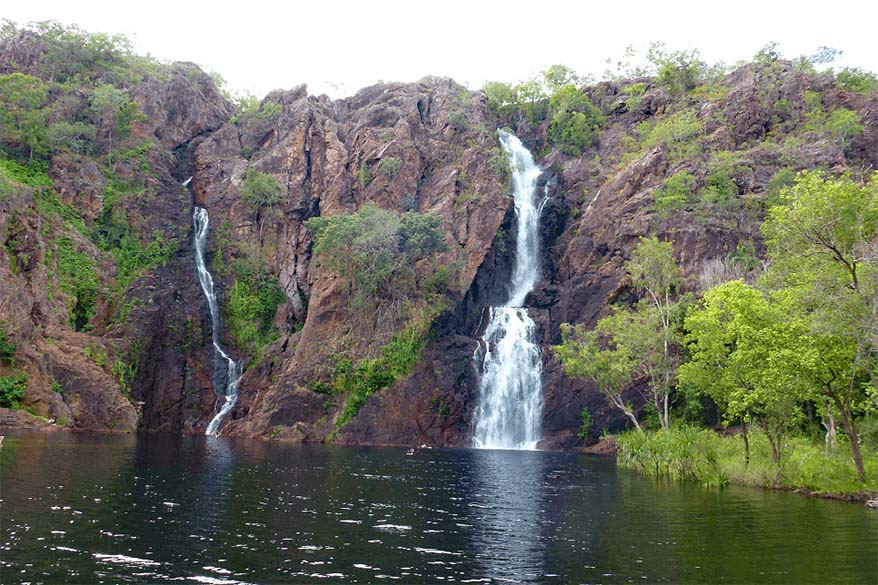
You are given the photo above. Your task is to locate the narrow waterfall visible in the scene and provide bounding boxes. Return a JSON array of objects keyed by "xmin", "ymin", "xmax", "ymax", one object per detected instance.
[
  {"xmin": 192, "ymin": 206, "xmax": 241, "ymax": 436},
  {"xmin": 472, "ymin": 131, "xmax": 548, "ymax": 450}
]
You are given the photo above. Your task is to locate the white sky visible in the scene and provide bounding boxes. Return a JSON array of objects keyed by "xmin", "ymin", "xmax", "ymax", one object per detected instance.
[{"xmin": 4, "ymin": 1, "xmax": 877, "ymax": 99}]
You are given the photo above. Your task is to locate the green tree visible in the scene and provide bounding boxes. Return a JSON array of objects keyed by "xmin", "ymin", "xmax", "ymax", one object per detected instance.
[
  {"xmin": 626, "ymin": 237, "xmax": 684, "ymax": 429},
  {"xmin": 547, "ymin": 85, "xmax": 604, "ymax": 156},
  {"xmin": 554, "ymin": 322, "xmax": 642, "ymax": 431},
  {"xmin": 0, "ymin": 73, "xmax": 48, "ymax": 160},
  {"xmin": 762, "ymin": 170, "xmax": 878, "ymax": 481},
  {"xmin": 90, "ymin": 84, "xmax": 135, "ymax": 165},
  {"xmin": 826, "ymin": 108, "xmax": 864, "ymax": 149},
  {"xmin": 240, "ymin": 168, "xmax": 285, "ymax": 236},
  {"xmin": 305, "ymin": 203, "xmax": 446, "ymax": 307},
  {"xmin": 679, "ymin": 281, "xmax": 814, "ymax": 471}
]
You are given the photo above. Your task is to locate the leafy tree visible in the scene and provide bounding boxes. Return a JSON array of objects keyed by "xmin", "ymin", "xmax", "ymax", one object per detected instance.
[
  {"xmin": 90, "ymin": 84, "xmax": 135, "ymax": 164},
  {"xmin": 761, "ymin": 170, "xmax": 878, "ymax": 481},
  {"xmin": 240, "ymin": 168, "xmax": 285, "ymax": 236},
  {"xmin": 554, "ymin": 322, "xmax": 642, "ymax": 431},
  {"xmin": 241, "ymin": 168, "xmax": 285, "ymax": 209},
  {"xmin": 543, "ymin": 64, "xmax": 582, "ymax": 93},
  {"xmin": 826, "ymin": 108, "xmax": 864, "ymax": 149},
  {"xmin": 647, "ymin": 43, "xmax": 707, "ymax": 94},
  {"xmin": 378, "ymin": 156, "xmax": 402, "ymax": 178},
  {"xmin": 46, "ymin": 121, "xmax": 97, "ymax": 154},
  {"xmin": 679, "ymin": 281, "xmax": 814, "ymax": 471},
  {"xmin": 654, "ymin": 171, "xmax": 696, "ymax": 217},
  {"xmin": 0, "ymin": 73, "xmax": 48, "ymax": 160},
  {"xmin": 305, "ymin": 203, "xmax": 446, "ymax": 307},
  {"xmin": 835, "ymin": 68, "xmax": 878, "ymax": 94},
  {"xmin": 547, "ymin": 85, "xmax": 603, "ymax": 156},
  {"xmin": 626, "ymin": 237, "xmax": 684, "ymax": 429}
]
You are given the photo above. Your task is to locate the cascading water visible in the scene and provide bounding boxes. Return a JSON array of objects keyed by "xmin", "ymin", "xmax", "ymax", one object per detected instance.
[
  {"xmin": 472, "ymin": 131, "xmax": 548, "ymax": 450},
  {"xmin": 192, "ymin": 205, "xmax": 241, "ymax": 436}
]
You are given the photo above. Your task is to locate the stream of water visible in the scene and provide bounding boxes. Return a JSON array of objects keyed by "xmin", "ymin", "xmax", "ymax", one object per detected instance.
[
  {"xmin": 192, "ymin": 206, "xmax": 241, "ymax": 435},
  {"xmin": 473, "ymin": 131, "xmax": 548, "ymax": 450}
]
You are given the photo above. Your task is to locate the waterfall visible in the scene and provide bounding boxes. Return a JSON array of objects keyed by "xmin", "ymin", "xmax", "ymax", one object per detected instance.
[
  {"xmin": 472, "ymin": 131, "xmax": 548, "ymax": 450},
  {"xmin": 192, "ymin": 206, "xmax": 241, "ymax": 436}
]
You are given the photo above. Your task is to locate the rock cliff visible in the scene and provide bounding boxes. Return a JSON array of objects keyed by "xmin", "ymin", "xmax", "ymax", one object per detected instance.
[{"xmin": 1, "ymin": 27, "xmax": 876, "ymax": 448}]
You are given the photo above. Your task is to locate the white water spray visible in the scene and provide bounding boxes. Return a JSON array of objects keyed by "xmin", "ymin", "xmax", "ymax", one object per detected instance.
[
  {"xmin": 472, "ymin": 131, "xmax": 548, "ymax": 450},
  {"xmin": 192, "ymin": 206, "xmax": 241, "ymax": 435}
]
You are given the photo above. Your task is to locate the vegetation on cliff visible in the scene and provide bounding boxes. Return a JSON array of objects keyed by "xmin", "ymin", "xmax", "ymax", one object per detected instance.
[{"xmin": 550, "ymin": 45, "xmax": 878, "ymax": 495}]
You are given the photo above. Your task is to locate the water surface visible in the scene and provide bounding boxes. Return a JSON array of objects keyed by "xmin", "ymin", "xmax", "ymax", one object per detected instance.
[{"xmin": 1, "ymin": 432, "xmax": 875, "ymax": 583}]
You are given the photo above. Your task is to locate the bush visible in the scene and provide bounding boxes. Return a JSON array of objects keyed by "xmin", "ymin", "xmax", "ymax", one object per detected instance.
[
  {"xmin": 654, "ymin": 171, "xmax": 696, "ymax": 217},
  {"xmin": 305, "ymin": 203, "xmax": 446, "ymax": 306},
  {"xmin": 378, "ymin": 156, "xmax": 401, "ymax": 178},
  {"xmin": 0, "ymin": 326, "xmax": 16, "ymax": 366},
  {"xmin": 639, "ymin": 110, "xmax": 704, "ymax": 160},
  {"xmin": 227, "ymin": 274, "xmax": 285, "ymax": 354},
  {"xmin": 578, "ymin": 406, "xmax": 593, "ymax": 440},
  {"xmin": 547, "ymin": 85, "xmax": 604, "ymax": 156},
  {"xmin": 835, "ymin": 68, "xmax": 878, "ymax": 94},
  {"xmin": 0, "ymin": 373, "xmax": 28, "ymax": 409},
  {"xmin": 55, "ymin": 237, "xmax": 99, "ymax": 330},
  {"xmin": 241, "ymin": 168, "xmax": 285, "ymax": 210}
]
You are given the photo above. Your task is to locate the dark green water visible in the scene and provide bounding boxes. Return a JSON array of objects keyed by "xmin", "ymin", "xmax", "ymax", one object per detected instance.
[{"xmin": 0, "ymin": 432, "xmax": 875, "ymax": 584}]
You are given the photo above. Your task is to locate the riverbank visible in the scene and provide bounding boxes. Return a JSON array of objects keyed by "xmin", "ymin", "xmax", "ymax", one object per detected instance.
[{"xmin": 613, "ymin": 426, "xmax": 878, "ymax": 504}]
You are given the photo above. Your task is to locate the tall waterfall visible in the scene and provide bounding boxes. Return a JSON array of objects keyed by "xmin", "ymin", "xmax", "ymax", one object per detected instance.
[
  {"xmin": 472, "ymin": 131, "xmax": 548, "ymax": 450},
  {"xmin": 192, "ymin": 206, "xmax": 241, "ymax": 436}
]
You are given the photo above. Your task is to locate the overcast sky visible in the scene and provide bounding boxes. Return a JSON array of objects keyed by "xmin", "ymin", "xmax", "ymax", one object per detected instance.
[{"xmin": 4, "ymin": 1, "xmax": 877, "ymax": 99}]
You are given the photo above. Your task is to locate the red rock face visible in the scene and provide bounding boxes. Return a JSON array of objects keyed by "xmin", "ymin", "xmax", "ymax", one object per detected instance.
[{"xmin": 3, "ymin": 30, "xmax": 876, "ymax": 450}]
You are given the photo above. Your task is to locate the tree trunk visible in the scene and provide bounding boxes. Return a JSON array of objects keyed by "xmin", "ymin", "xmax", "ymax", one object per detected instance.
[
  {"xmin": 838, "ymin": 404, "xmax": 866, "ymax": 483},
  {"xmin": 612, "ymin": 395, "xmax": 642, "ymax": 432},
  {"xmin": 822, "ymin": 406, "xmax": 837, "ymax": 455},
  {"xmin": 741, "ymin": 418, "xmax": 750, "ymax": 469}
]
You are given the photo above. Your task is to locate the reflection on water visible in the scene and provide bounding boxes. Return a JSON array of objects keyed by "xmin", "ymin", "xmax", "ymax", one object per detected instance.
[
  {"xmin": 468, "ymin": 449, "xmax": 547, "ymax": 581},
  {"xmin": 1, "ymin": 432, "xmax": 875, "ymax": 584}
]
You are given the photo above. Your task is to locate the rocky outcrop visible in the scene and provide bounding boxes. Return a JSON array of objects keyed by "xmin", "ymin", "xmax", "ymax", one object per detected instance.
[
  {"xmin": 3, "ymin": 29, "xmax": 876, "ymax": 451},
  {"xmin": 0, "ymin": 30, "xmax": 232, "ymax": 433}
]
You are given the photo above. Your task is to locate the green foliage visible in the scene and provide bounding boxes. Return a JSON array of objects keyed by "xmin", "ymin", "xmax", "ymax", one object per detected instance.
[
  {"xmin": 227, "ymin": 273, "xmax": 285, "ymax": 354},
  {"xmin": 232, "ymin": 95, "xmax": 282, "ymax": 126},
  {"xmin": 578, "ymin": 406, "xmax": 593, "ymax": 440},
  {"xmin": 46, "ymin": 121, "xmax": 97, "ymax": 154},
  {"xmin": 0, "ymin": 157, "xmax": 51, "ymax": 189},
  {"xmin": 90, "ymin": 84, "xmax": 141, "ymax": 161},
  {"xmin": 92, "ymin": 184, "xmax": 175, "ymax": 291},
  {"xmin": 0, "ymin": 325, "xmax": 16, "ymax": 366},
  {"xmin": 240, "ymin": 168, "xmax": 285, "ymax": 210},
  {"xmin": 835, "ymin": 67, "xmax": 878, "ymax": 94},
  {"xmin": 358, "ymin": 161, "xmax": 371, "ymax": 189},
  {"xmin": 825, "ymin": 108, "xmax": 863, "ymax": 148},
  {"xmin": 448, "ymin": 110, "xmax": 468, "ymax": 133},
  {"xmin": 699, "ymin": 151, "xmax": 746, "ymax": 210},
  {"xmin": 654, "ymin": 171, "xmax": 696, "ymax": 217},
  {"xmin": 333, "ymin": 304, "xmax": 439, "ymax": 428},
  {"xmin": 617, "ymin": 426, "xmax": 878, "ymax": 494},
  {"xmin": 55, "ymin": 237, "xmax": 99, "ymax": 330},
  {"xmin": 547, "ymin": 85, "xmax": 604, "ymax": 156},
  {"xmin": 487, "ymin": 147, "xmax": 510, "ymax": 181},
  {"xmin": 639, "ymin": 110, "xmax": 704, "ymax": 160},
  {"xmin": 0, "ymin": 373, "xmax": 28, "ymax": 409},
  {"xmin": 764, "ymin": 167, "xmax": 796, "ymax": 209},
  {"xmin": 378, "ymin": 156, "xmax": 402, "ymax": 178},
  {"xmin": 305, "ymin": 203, "xmax": 447, "ymax": 307},
  {"xmin": 0, "ymin": 73, "xmax": 49, "ymax": 160},
  {"xmin": 648, "ymin": 44, "xmax": 708, "ymax": 95}
]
